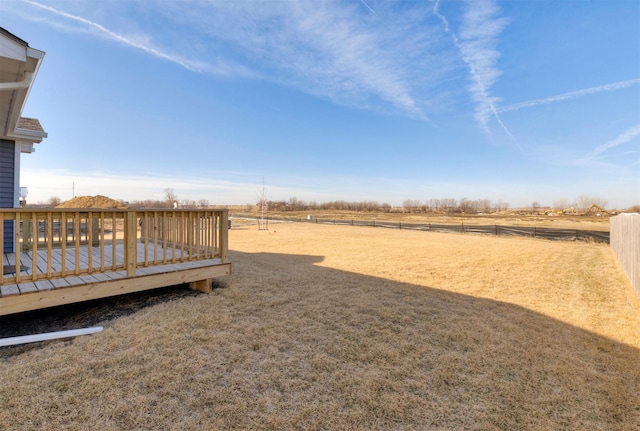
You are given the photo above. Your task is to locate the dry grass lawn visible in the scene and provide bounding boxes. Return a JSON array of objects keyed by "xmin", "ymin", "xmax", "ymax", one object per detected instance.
[{"xmin": 1, "ymin": 223, "xmax": 639, "ymax": 430}]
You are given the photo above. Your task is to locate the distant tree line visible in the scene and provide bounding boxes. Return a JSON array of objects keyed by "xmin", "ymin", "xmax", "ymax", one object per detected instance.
[
  {"xmin": 124, "ymin": 189, "xmax": 210, "ymax": 209},
  {"xmin": 264, "ymin": 198, "xmax": 392, "ymax": 212},
  {"xmin": 401, "ymin": 198, "xmax": 510, "ymax": 214},
  {"xmin": 125, "ymin": 199, "xmax": 210, "ymax": 209},
  {"xmin": 258, "ymin": 197, "xmax": 510, "ymax": 214},
  {"xmin": 32, "ymin": 191, "xmax": 621, "ymax": 214},
  {"xmin": 258, "ymin": 194, "xmax": 628, "ymax": 215}
]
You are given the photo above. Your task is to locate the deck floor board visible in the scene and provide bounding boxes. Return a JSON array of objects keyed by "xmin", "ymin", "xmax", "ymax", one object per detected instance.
[{"xmin": 1, "ymin": 243, "xmax": 223, "ymax": 298}]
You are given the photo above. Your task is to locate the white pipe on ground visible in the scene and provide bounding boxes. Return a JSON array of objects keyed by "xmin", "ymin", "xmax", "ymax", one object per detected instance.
[{"xmin": 0, "ymin": 326, "xmax": 103, "ymax": 347}]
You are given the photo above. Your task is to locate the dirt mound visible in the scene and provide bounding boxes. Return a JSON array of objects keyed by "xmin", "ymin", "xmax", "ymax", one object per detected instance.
[{"xmin": 56, "ymin": 195, "xmax": 128, "ymax": 209}]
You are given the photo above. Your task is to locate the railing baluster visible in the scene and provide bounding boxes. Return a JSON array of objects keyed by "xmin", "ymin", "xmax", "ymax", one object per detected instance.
[
  {"xmin": 162, "ymin": 211, "xmax": 168, "ymax": 263},
  {"xmin": 111, "ymin": 212, "xmax": 117, "ymax": 270},
  {"xmin": 87, "ymin": 211, "xmax": 93, "ymax": 273},
  {"xmin": 99, "ymin": 211, "xmax": 105, "ymax": 271},
  {"xmin": 180, "ymin": 212, "xmax": 185, "ymax": 261},
  {"xmin": 186, "ymin": 212, "xmax": 192, "ymax": 260},
  {"xmin": 30, "ymin": 212, "xmax": 37, "ymax": 281},
  {"xmin": 74, "ymin": 212, "xmax": 81, "ymax": 275},
  {"xmin": 142, "ymin": 211, "xmax": 149, "ymax": 267},
  {"xmin": 153, "ymin": 211, "xmax": 158, "ymax": 264},
  {"xmin": 214, "ymin": 212, "xmax": 219, "ymax": 257},
  {"xmin": 14, "ymin": 212, "xmax": 21, "ymax": 283},
  {"xmin": 204, "ymin": 212, "xmax": 210, "ymax": 258},
  {"xmin": 61, "ymin": 212, "xmax": 67, "ymax": 276},
  {"xmin": 47, "ymin": 212, "xmax": 53, "ymax": 278}
]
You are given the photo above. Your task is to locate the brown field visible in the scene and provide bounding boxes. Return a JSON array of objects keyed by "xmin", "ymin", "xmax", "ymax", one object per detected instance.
[
  {"xmin": 230, "ymin": 207, "xmax": 613, "ymax": 232},
  {"xmin": 1, "ymin": 223, "xmax": 639, "ymax": 430}
]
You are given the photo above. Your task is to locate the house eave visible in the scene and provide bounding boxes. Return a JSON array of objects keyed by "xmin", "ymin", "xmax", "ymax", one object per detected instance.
[
  {"xmin": 0, "ymin": 28, "xmax": 46, "ymax": 141},
  {"xmin": 11, "ymin": 127, "xmax": 48, "ymax": 141}
]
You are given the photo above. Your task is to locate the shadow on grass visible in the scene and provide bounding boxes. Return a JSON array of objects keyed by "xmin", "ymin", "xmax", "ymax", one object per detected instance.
[
  {"xmin": 221, "ymin": 250, "xmax": 640, "ymax": 428},
  {"xmin": 0, "ymin": 284, "xmax": 211, "ymax": 340}
]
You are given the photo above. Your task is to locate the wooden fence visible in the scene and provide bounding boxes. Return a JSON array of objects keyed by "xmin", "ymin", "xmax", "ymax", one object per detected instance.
[{"xmin": 610, "ymin": 213, "xmax": 640, "ymax": 298}]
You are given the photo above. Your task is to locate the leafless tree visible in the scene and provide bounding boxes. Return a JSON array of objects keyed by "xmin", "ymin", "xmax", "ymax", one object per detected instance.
[
  {"xmin": 288, "ymin": 197, "xmax": 306, "ymax": 211},
  {"xmin": 429, "ymin": 199, "xmax": 441, "ymax": 212},
  {"xmin": 257, "ymin": 178, "xmax": 268, "ymax": 230},
  {"xmin": 590, "ymin": 196, "xmax": 608, "ymax": 209},
  {"xmin": 164, "ymin": 188, "xmax": 178, "ymax": 208},
  {"xmin": 48, "ymin": 196, "xmax": 61, "ymax": 206},
  {"xmin": 575, "ymin": 195, "xmax": 608, "ymax": 213},
  {"xmin": 531, "ymin": 202, "xmax": 541, "ymax": 213},
  {"xmin": 493, "ymin": 199, "xmax": 509, "ymax": 212},
  {"xmin": 402, "ymin": 200, "xmax": 421, "ymax": 213},
  {"xmin": 441, "ymin": 198, "xmax": 458, "ymax": 213},
  {"xmin": 552, "ymin": 198, "xmax": 571, "ymax": 210},
  {"xmin": 575, "ymin": 195, "xmax": 591, "ymax": 212}
]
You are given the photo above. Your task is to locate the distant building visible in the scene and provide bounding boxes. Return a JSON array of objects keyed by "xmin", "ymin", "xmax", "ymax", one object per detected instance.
[{"xmin": 0, "ymin": 27, "xmax": 47, "ymax": 252}]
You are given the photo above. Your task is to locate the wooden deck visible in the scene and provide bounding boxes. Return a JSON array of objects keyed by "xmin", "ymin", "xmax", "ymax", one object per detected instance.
[{"xmin": 0, "ymin": 209, "xmax": 230, "ymax": 316}]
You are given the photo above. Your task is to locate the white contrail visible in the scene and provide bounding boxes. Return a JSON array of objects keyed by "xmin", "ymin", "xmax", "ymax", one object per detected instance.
[
  {"xmin": 433, "ymin": 0, "xmax": 517, "ymax": 145},
  {"xmin": 573, "ymin": 123, "xmax": 640, "ymax": 167},
  {"xmin": 498, "ymin": 78, "xmax": 640, "ymax": 113},
  {"xmin": 359, "ymin": 0, "xmax": 375, "ymax": 14},
  {"xmin": 22, "ymin": 0, "xmax": 199, "ymax": 72},
  {"xmin": 592, "ymin": 124, "xmax": 640, "ymax": 157}
]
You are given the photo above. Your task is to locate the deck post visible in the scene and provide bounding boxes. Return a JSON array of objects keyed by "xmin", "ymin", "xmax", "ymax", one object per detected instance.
[
  {"xmin": 125, "ymin": 211, "xmax": 137, "ymax": 277},
  {"xmin": 190, "ymin": 278, "xmax": 212, "ymax": 293},
  {"xmin": 220, "ymin": 210, "xmax": 228, "ymax": 263}
]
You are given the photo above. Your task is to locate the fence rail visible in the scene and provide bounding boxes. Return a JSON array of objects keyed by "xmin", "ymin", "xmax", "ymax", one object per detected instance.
[
  {"xmin": 232, "ymin": 214, "xmax": 610, "ymax": 243},
  {"xmin": 610, "ymin": 213, "xmax": 639, "ymax": 298},
  {"xmin": 1, "ymin": 209, "xmax": 228, "ymax": 286}
]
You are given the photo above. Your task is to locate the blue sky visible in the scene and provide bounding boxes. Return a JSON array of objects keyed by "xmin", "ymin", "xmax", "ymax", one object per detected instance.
[{"xmin": 3, "ymin": 0, "xmax": 639, "ymax": 208}]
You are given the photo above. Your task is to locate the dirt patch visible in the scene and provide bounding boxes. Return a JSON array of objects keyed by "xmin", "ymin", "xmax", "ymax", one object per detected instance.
[{"xmin": 56, "ymin": 195, "xmax": 127, "ymax": 209}]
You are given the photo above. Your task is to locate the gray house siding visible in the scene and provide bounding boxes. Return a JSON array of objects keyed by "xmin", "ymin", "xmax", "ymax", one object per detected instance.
[{"xmin": 0, "ymin": 139, "xmax": 15, "ymax": 253}]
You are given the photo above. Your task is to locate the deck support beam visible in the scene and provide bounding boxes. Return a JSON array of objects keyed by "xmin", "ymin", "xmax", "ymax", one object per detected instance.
[
  {"xmin": 0, "ymin": 262, "xmax": 230, "ymax": 316},
  {"xmin": 189, "ymin": 278, "xmax": 212, "ymax": 293}
]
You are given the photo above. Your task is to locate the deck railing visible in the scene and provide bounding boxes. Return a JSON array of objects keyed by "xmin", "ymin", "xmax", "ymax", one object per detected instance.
[{"xmin": 0, "ymin": 208, "xmax": 228, "ymax": 286}]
